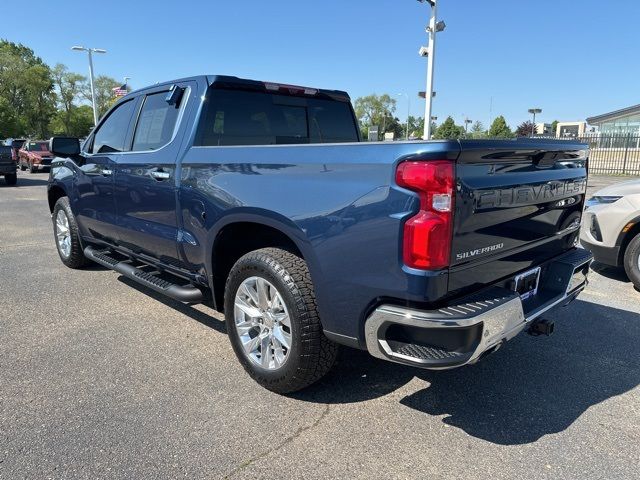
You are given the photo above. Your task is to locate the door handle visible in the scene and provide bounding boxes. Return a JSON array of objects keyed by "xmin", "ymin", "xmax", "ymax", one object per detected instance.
[
  {"xmin": 150, "ymin": 169, "xmax": 171, "ymax": 181},
  {"xmin": 101, "ymin": 168, "xmax": 113, "ymax": 176}
]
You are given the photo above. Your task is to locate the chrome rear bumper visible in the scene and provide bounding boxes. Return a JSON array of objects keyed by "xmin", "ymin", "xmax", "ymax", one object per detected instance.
[{"xmin": 364, "ymin": 248, "xmax": 593, "ymax": 370}]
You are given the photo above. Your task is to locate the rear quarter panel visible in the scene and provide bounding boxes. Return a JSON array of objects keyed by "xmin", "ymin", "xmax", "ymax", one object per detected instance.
[{"xmin": 178, "ymin": 141, "xmax": 460, "ymax": 343}]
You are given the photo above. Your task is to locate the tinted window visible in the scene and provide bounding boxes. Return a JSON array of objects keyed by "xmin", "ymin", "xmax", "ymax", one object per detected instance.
[
  {"xmin": 91, "ymin": 99, "xmax": 136, "ymax": 154},
  {"xmin": 196, "ymin": 89, "xmax": 359, "ymax": 146},
  {"xmin": 132, "ymin": 91, "xmax": 181, "ymax": 151},
  {"xmin": 28, "ymin": 142, "xmax": 48, "ymax": 151},
  {"xmin": 0, "ymin": 146, "xmax": 11, "ymax": 154}
]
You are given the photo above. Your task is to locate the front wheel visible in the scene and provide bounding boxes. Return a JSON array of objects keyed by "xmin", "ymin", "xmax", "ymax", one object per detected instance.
[
  {"xmin": 224, "ymin": 248, "xmax": 338, "ymax": 394},
  {"xmin": 29, "ymin": 162, "xmax": 36, "ymax": 173},
  {"xmin": 52, "ymin": 197, "xmax": 88, "ymax": 269},
  {"xmin": 19, "ymin": 162, "xmax": 26, "ymax": 171},
  {"xmin": 624, "ymin": 233, "xmax": 640, "ymax": 290}
]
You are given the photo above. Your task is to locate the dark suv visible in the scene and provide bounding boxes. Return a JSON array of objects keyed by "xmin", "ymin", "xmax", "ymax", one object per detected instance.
[{"xmin": 0, "ymin": 145, "xmax": 17, "ymax": 185}]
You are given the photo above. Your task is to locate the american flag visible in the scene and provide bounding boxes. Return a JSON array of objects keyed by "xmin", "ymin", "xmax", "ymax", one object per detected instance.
[{"xmin": 112, "ymin": 84, "xmax": 128, "ymax": 97}]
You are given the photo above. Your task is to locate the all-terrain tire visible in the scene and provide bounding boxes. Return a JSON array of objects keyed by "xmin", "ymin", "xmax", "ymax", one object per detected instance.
[
  {"xmin": 224, "ymin": 247, "xmax": 338, "ymax": 394},
  {"xmin": 52, "ymin": 197, "xmax": 89, "ymax": 269},
  {"xmin": 624, "ymin": 233, "xmax": 640, "ymax": 290}
]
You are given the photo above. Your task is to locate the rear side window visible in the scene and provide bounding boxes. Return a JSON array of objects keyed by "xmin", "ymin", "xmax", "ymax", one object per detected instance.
[
  {"xmin": 195, "ymin": 89, "xmax": 359, "ymax": 146},
  {"xmin": 92, "ymin": 99, "xmax": 136, "ymax": 154},
  {"xmin": 132, "ymin": 92, "xmax": 181, "ymax": 151}
]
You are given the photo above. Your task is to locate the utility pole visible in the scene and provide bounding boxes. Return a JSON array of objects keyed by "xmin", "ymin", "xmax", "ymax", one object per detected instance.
[
  {"xmin": 417, "ymin": 0, "xmax": 445, "ymax": 140},
  {"xmin": 72, "ymin": 46, "xmax": 107, "ymax": 126}
]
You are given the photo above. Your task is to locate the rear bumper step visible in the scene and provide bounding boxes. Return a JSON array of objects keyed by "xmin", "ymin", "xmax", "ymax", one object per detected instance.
[
  {"xmin": 84, "ymin": 246, "xmax": 203, "ymax": 304},
  {"xmin": 364, "ymin": 248, "xmax": 593, "ymax": 370}
]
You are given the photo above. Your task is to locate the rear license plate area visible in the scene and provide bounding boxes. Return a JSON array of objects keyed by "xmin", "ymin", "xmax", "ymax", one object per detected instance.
[{"xmin": 512, "ymin": 267, "xmax": 541, "ymax": 301}]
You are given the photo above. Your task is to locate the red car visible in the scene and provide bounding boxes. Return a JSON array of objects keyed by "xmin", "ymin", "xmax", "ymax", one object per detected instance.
[{"xmin": 19, "ymin": 140, "xmax": 54, "ymax": 173}]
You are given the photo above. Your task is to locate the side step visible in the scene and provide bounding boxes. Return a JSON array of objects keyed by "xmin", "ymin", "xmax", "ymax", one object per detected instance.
[{"xmin": 84, "ymin": 246, "xmax": 203, "ymax": 304}]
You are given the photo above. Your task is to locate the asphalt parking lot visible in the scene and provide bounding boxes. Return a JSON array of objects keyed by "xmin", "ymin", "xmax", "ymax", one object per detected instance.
[{"xmin": 1, "ymin": 172, "xmax": 639, "ymax": 479}]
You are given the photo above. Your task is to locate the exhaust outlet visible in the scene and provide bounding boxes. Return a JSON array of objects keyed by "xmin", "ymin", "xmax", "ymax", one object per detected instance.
[{"xmin": 528, "ymin": 319, "xmax": 555, "ymax": 337}]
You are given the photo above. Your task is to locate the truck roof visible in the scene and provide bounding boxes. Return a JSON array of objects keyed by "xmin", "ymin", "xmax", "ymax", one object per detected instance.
[{"xmin": 125, "ymin": 75, "xmax": 351, "ymax": 102}]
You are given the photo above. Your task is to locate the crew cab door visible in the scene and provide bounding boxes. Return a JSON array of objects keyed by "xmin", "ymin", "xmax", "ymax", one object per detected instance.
[
  {"xmin": 113, "ymin": 82, "xmax": 193, "ymax": 264},
  {"xmin": 75, "ymin": 98, "xmax": 139, "ymax": 243}
]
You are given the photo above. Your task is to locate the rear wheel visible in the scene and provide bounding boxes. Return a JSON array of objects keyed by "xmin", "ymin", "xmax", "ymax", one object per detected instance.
[
  {"xmin": 52, "ymin": 197, "xmax": 88, "ymax": 269},
  {"xmin": 19, "ymin": 162, "xmax": 26, "ymax": 171},
  {"xmin": 624, "ymin": 233, "xmax": 640, "ymax": 290},
  {"xmin": 4, "ymin": 173, "xmax": 17, "ymax": 185},
  {"xmin": 224, "ymin": 247, "xmax": 338, "ymax": 393}
]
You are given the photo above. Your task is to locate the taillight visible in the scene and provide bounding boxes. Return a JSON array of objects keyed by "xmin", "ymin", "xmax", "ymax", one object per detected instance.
[{"xmin": 396, "ymin": 160, "xmax": 455, "ymax": 270}]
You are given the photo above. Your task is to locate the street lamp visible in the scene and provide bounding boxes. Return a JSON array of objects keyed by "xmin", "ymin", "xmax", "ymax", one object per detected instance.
[
  {"xmin": 397, "ymin": 93, "xmax": 411, "ymax": 140},
  {"xmin": 72, "ymin": 46, "xmax": 107, "ymax": 126},
  {"xmin": 417, "ymin": 0, "xmax": 445, "ymax": 140},
  {"xmin": 528, "ymin": 108, "xmax": 542, "ymax": 136},
  {"xmin": 464, "ymin": 117, "xmax": 473, "ymax": 133}
]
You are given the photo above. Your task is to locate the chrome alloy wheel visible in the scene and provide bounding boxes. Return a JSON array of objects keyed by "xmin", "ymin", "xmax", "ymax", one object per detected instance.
[
  {"xmin": 234, "ymin": 276, "xmax": 292, "ymax": 370},
  {"xmin": 55, "ymin": 209, "xmax": 71, "ymax": 258}
]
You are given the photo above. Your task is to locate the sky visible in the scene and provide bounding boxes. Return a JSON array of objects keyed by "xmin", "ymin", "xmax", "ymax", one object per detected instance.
[{"xmin": 2, "ymin": 0, "xmax": 639, "ymax": 129}]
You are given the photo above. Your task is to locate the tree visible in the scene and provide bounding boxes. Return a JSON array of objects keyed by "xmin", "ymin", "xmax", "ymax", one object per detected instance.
[
  {"xmin": 0, "ymin": 97, "xmax": 21, "ymax": 137},
  {"xmin": 22, "ymin": 64, "xmax": 56, "ymax": 138},
  {"xmin": 49, "ymin": 105, "xmax": 94, "ymax": 138},
  {"xmin": 354, "ymin": 94, "xmax": 400, "ymax": 140},
  {"xmin": 0, "ymin": 40, "xmax": 56, "ymax": 138},
  {"xmin": 488, "ymin": 115, "xmax": 513, "ymax": 138},
  {"xmin": 52, "ymin": 63, "xmax": 86, "ymax": 135},
  {"xmin": 433, "ymin": 116, "xmax": 465, "ymax": 140},
  {"xmin": 407, "ymin": 116, "xmax": 425, "ymax": 139},
  {"xmin": 515, "ymin": 120, "xmax": 536, "ymax": 137},
  {"xmin": 81, "ymin": 75, "xmax": 121, "ymax": 120},
  {"xmin": 551, "ymin": 120, "xmax": 559, "ymax": 137},
  {"xmin": 470, "ymin": 120, "xmax": 486, "ymax": 139}
]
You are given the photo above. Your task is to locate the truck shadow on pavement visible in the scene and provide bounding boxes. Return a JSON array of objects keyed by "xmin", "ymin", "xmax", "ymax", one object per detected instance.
[
  {"xmin": 6, "ymin": 176, "xmax": 50, "ymax": 187},
  {"xmin": 117, "ymin": 276, "xmax": 227, "ymax": 334},
  {"xmin": 297, "ymin": 299, "xmax": 640, "ymax": 445}
]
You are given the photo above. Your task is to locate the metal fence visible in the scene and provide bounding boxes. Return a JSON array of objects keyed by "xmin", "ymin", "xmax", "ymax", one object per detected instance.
[{"xmin": 553, "ymin": 134, "xmax": 640, "ymax": 175}]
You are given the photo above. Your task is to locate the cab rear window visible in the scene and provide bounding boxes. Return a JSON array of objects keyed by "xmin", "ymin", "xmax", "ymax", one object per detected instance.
[
  {"xmin": 29, "ymin": 142, "xmax": 48, "ymax": 151},
  {"xmin": 195, "ymin": 88, "xmax": 359, "ymax": 146}
]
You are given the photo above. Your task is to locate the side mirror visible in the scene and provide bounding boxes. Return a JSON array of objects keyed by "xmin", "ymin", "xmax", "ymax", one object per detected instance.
[{"xmin": 49, "ymin": 137, "xmax": 81, "ymax": 158}]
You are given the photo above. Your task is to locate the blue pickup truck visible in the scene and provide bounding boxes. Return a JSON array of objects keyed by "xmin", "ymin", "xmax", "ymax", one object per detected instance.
[{"xmin": 47, "ymin": 75, "xmax": 592, "ymax": 393}]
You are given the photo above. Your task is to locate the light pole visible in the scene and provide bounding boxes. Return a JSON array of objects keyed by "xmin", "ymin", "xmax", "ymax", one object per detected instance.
[
  {"xmin": 464, "ymin": 117, "xmax": 473, "ymax": 133},
  {"xmin": 72, "ymin": 46, "xmax": 107, "ymax": 126},
  {"xmin": 417, "ymin": 0, "xmax": 445, "ymax": 140},
  {"xmin": 397, "ymin": 93, "xmax": 411, "ymax": 140},
  {"xmin": 528, "ymin": 108, "xmax": 542, "ymax": 136}
]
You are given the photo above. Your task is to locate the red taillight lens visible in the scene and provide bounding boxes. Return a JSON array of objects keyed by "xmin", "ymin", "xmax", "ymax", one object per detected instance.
[{"xmin": 396, "ymin": 160, "xmax": 455, "ymax": 270}]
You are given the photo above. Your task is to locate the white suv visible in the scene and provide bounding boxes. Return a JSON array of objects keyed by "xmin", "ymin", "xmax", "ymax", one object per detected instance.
[{"xmin": 580, "ymin": 179, "xmax": 640, "ymax": 289}]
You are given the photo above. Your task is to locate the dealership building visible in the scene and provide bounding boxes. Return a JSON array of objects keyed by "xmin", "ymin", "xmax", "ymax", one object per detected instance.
[{"xmin": 587, "ymin": 104, "xmax": 640, "ymax": 135}]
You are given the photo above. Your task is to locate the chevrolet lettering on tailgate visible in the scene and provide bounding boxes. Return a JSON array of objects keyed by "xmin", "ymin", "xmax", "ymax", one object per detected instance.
[{"xmin": 476, "ymin": 179, "xmax": 587, "ymax": 210}]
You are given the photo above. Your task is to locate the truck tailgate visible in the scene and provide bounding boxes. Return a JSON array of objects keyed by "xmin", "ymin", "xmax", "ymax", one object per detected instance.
[
  {"xmin": 0, "ymin": 146, "xmax": 13, "ymax": 166},
  {"xmin": 449, "ymin": 139, "xmax": 588, "ymax": 295}
]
